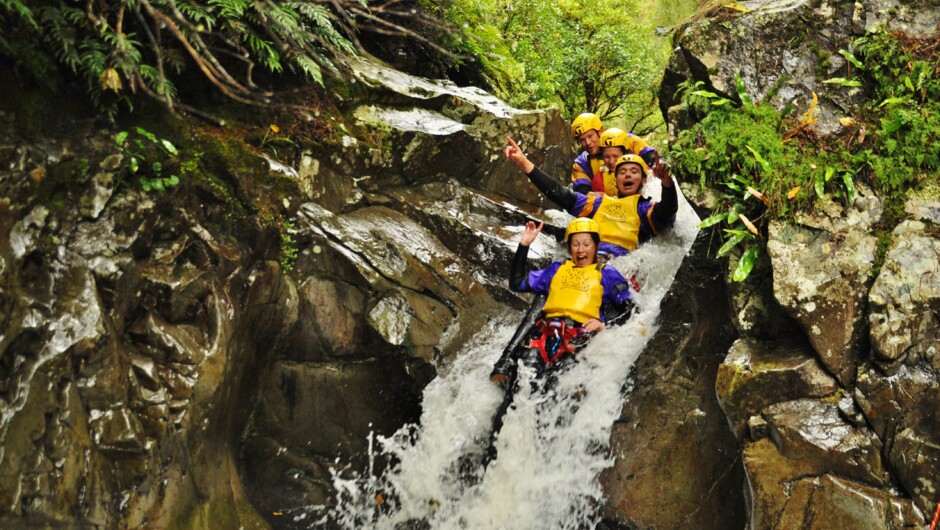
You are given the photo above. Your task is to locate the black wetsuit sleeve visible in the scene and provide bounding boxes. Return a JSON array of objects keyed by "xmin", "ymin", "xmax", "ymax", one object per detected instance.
[
  {"xmin": 652, "ymin": 181, "xmax": 678, "ymax": 228},
  {"xmin": 527, "ymin": 167, "xmax": 579, "ymax": 211},
  {"xmin": 604, "ymin": 296, "xmax": 636, "ymax": 328},
  {"xmin": 508, "ymin": 244, "xmax": 530, "ymax": 291},
  {"xmin": 572, "ymin": 182, "xmax": 592, "ymax": 194}
]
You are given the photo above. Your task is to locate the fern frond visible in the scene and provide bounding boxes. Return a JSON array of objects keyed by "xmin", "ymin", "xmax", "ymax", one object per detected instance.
[
  {"xmin": 244, "ymin": 30, "xmax": 281, "ymax": 72},
  {"xmin": 139, "ymin": 64, "xmax": 177, "ymax": 98},
  {"xmin": 177, "ymin": 1, "xmax": 217, "ymax": 31},
  {"xmin": 0, "ymin": 0, "xmax": 38, "ymax": 28},
  {"xmin": 292, "ymin": 54, "xmax": 322, "ymax": 84},
  {"xmin": 208, "ymin": 0, "xmax": 250, "ymax": 19}
]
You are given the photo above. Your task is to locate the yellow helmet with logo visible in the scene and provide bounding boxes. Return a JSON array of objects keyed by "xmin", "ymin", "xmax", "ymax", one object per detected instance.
[
  {"xmin": 599, "ymin": 128, "xmax": 629, "ymax": 151},
  {"xmin": 564, "ymin": 217, "xmax": 601, "ymax": 242},
  {"xmin": 571, "ymin": 113, "xmax": 603, "ymax": 138},
  {"xmin": 615, "ymin": 153, "xmax": 651, "ymax": 175}
]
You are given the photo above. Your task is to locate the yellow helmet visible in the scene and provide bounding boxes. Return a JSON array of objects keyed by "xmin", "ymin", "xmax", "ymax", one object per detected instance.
[
  {"xmin": 571, "ymin": 113, "xmax": 603, "ymax": 138},
  {"xmin": 615, "ymin": 153, "xmax": 651, "ymax": 175},
  {"xmin": 564, "ymin": 217, "xmax": 601, "ymax": 242},
  {"xmin": 599, "ymin": 128, "xmax": 629, "ymax": 150}
]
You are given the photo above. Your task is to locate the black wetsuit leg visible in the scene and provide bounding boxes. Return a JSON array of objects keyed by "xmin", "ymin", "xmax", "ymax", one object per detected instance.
[
  {"xmin": 483, "ymin": 342, "xmax": 542, "ymax": 468},
  {"xmin": 483, "ymin": 338, "xmax": 577, "ymax": 467}
]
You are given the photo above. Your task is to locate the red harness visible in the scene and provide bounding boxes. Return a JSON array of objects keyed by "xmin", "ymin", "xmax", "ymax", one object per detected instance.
[{"xmin": 528, "ymin": 319, "xmax": 585, "ymax": 365}]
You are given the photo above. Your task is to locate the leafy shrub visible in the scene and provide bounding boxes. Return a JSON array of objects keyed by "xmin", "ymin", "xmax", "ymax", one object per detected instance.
[
  {"xmin": 435, "ymin": 0, "xmax": 674, "ymax": 128},
  {"xmin": 115, "ymin": 127, "xmax": 180, "ymax": 192},
  {"xmin": 671, "ymin": 28, "xmax": 939, "ymax": 281},
  {"xmin": 1, "ymin": 0, "xmax": 357, "ymax": 120}
]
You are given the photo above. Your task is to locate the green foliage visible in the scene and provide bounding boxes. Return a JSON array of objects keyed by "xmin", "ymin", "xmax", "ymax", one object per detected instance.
[
  {"xmin": 671, "ymin": 28, "xmax": 939, "ymax": 281},
  {"xmin": 280, "ymin": 220, "xmax": 298, "ymax": 272},
  {"xmin": 115, "ymin": 127, "xmax": 181, "ymax": 192},
  {"xmin": 437, "ymin": 0, "xmax": 678, "ymax": 129},
  {"xmin": 854, "ymin": 29, "xmax": 940, "ymax": 196},
  {"xmin": 1, "ymin": 0, "xmax": 357, "ymax": 119}
]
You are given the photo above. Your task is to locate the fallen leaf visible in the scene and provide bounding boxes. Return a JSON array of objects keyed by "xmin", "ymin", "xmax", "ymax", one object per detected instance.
[
  {"xmin": 746, "ymin": 185, "xmax": 770, "ymax": 205},
  {"xmin": 739, "ymin": 213, "xmax": 759, "ymax": 236}
]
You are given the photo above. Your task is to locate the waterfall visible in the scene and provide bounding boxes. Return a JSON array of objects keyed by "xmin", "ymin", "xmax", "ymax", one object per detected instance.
[{"xmin": 300, "ymin": 178, "xmax": 700, "ymax": 529}]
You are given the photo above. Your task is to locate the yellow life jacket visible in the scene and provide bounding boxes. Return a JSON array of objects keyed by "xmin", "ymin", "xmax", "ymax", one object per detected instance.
[
  {"xmin": 598, "ymin": 168, "xmax": 618, "ymax": 196},
  {"xmin": 542, "ymin": 261, "xmax": 605, "ymax": 324},
  {"xmin": 594, "ymin": 194, "xmax": 642, "ymax": 251}
]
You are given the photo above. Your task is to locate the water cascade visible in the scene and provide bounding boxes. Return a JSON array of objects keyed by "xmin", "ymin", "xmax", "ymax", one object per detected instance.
[{"xmin": 302, "ymin": 177, "xmax": 700, "ymax": 529}]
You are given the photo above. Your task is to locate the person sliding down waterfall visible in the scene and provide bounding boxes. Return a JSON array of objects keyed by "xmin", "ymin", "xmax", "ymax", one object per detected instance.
[
  {"xmin": 504, "ymin": 135, "xmax": 678, "ymax": 260},
  {"xmin": 484, "ymin": 218, "xmax": 635, "ymax": 466}
]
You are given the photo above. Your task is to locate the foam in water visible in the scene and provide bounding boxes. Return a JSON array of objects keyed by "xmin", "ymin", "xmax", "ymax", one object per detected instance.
[{"xmin": 302, "ymin": 178, "xmax": 699, "ymax": 529}]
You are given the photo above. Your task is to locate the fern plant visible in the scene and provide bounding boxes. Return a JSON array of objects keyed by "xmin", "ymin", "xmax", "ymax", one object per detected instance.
[
  {"xmin": 671, "ymin": 28, "xmax": 939, "ymax": 282},
  {"xmin": 1, "ymin": 0, "xmax": 361, "ymax": 119}
]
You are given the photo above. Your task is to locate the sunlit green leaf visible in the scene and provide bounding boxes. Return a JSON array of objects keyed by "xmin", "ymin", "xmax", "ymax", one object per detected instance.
[
  {"xmin": 135, "ymin": 127, "xmax": 157, "ymax": 142},
  {"xmin": 725, "ymin": 180, "xmax": 743, "ymax": 192},
  {"xmin": 838, "ymin": 49, "xmax": 864, "ymax": 70},
  {"xmin": 698, "ymin": 212, "xmax": 726, "ymax": 228},
  {"xmin": 842, "ymin": 172, "xmax": 856, "ymax": 204},
  {"xmin": 879, "ymin": 97, "xmax": 907, "ymax": 107},
  {"xmin": 735, "ymin": 74, "xmax": 752, "ymax": 108},
  {"xmin": 745, "ymin": 145, "xmax": 772, "ymax": 173},
  {"xmin": 823, "ymin": 77, "xmax": 862, "ymax": 87},
  {"xmin": 732, "ymin": 245, "xmax": 759, "ymax": 282},
  {"xmin": 717, "ymin": 232, "xmax": 747, "ymax": 257},
  {"xmin": 160, "ymin": 139, "xmax": 177, "ymax": 155}
]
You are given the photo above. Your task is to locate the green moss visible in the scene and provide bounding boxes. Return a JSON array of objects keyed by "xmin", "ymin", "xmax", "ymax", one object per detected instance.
[
  {"xmin": 671, "ymin": 28, "xmax": 940, "ymax": 281},
  {"xmin": 171, "ymin": 495, "xmax": 270, "ymax": 530}
]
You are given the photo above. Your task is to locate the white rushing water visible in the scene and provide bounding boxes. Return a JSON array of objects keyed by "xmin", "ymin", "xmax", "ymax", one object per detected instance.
[{"xmin": 301, "ymin": 177, "xmax": 700, "ymax": 529}]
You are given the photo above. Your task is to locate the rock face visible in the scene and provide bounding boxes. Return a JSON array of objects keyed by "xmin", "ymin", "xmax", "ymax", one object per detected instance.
[
  {"xmin": 663, "ymin": 1, "xmax": 940, "ymax": 527},
  {"xmin": 660, "ymin": 0, "xmax": 940, "ymax": 136},
  {"xmin": 0, "ymin": 114, "xmax": 299, "ymax": 529},
  {"xmin": 766, "ymin": 187, "xmax": 882, "ymax": 387},
  {"xmin": 2, "ymin": 2, "xmax": 939, "ymax": 527},
  {"xmin": 0, "ymin": 54, "xmax": 576, "ymax": 528},
  {"xmin": 600, "ymin": 233, "xmax": 746, "ymax": 529}
]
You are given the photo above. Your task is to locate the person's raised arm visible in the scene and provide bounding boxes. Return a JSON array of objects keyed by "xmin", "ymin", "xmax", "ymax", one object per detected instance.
[
  {"xmin": 651, "ymin": 160, "xmax": 677, "ymax": 228},
  {"xmin": 509, "ymin": 221, "xmax": 543, "ymax": 291},
  {"xmin": 505, "ymin": 136, "xmax": 580, "ymax": 211},
  {"xmin": 504, "ymin": 136, "xmax": 535, "ymax": 174}
]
